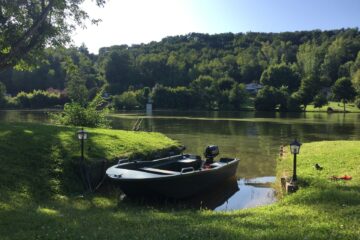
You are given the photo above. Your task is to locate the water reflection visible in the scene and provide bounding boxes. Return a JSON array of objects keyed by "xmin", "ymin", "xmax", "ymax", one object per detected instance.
[
  {"xmin": 187, "ymin": 178, "xmax": 240, "ymax": 210},
  {"xmin": 186, "ymin": 176, "xmax": 276, "ymax": 211},
  {"xmin": 118, "ymin": 177, "xmax": 275, "ymax": 212},
  {"xmin": 0, "ymin": 110, "xmax": 49, "ymax": 123},
  {"xmin": 216, "ymin": 177, "xmax": 276, "ymax": 211}
]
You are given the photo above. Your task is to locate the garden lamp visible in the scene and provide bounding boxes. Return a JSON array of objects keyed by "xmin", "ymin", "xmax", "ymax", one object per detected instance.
[
  {"xmin": 290, "ymin": 139, "xmax": 301, "ymax": 181},
  {"xmin": 77, "ymin": 128, "xmax": 88, "ymax": 164}
]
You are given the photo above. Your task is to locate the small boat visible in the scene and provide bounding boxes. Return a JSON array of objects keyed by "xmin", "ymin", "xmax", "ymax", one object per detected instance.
[{"xmin": 106, "ymin": 146, "xmax": 240, "ymax": 199}]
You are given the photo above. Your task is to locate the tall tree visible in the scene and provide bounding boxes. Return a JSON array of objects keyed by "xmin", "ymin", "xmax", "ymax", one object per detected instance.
[
  {"xmin": 296, "ymin": 41, "xmax": 326, "ymax": 80},
  {"xmin": 65, "ymin": 59, "xmax": 88, "ymax": 106},
  {"xmin": 229, "ymin": 83, "xmax": 247, "ymax": 110},
  {"xmin": 294, "ymin": 75, "xmax": 319, "ymax": 110},
  {"xmin": 260, "ymin": 63, "xmax": 300, "ymax": 91},
  {"xmin": 0, "ymin": 0, "xmax": 106, "ymax": 70},
  {"xmin": 352, "ymin": 69, "xmax": 360, "ymax": 94},
  {"xmin": 254, "ymin": 86, "xmax": 284, "ymax": 111},
  {"xmin": 321, "ymin": 36, "xmax": 360, "ymax": 85},
  {"xmin": 104, "ymin": 51, "xmax": 133, "ymax": 94},
  {"xmin": 332, "ymin": 77, "xmax": 356, "ymax": 112},
  {"xmin": 190, "ymin": 75, "xmax": 216, "ymax": 109}
]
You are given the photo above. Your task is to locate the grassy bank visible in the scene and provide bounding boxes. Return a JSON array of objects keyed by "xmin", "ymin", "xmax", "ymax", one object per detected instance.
[
  {"xmin": 306, "ymin": 101, "xmax": 360, "ymax": 112},
  {"xmin": 1, "ymin": 124, "xmax": 359, "ymax": 239}
]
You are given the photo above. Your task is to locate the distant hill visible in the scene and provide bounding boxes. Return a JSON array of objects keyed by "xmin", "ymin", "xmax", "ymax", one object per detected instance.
[{"xmin": 1, "ymin": 28, "xmax": 360, "ymax": 111}]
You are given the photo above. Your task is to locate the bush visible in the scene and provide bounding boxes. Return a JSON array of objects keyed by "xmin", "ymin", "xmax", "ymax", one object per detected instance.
[
  {"xmin": 4, "ymin": 97, "xmax": 20, "ymax": 109},
  {"xmin": 113, "ymin": 91, "xmax": 140, "ymax": 110},
  {"xmin": 15, "ymin": 91, "xmax": 31, "ymax": 108},
  {"xmin": 287, "ymin": 93, "xmax": 302, "ymax": 112},
  {"xmin": 229, "ymin": 83, "xmax": 247, "ymax": 110},
  {"xmin": 152, "ymin": 85, "xmax": 197, "ymax": 109},
  {"xmin": 50, "ymin": 88, "xmax": 110, "ymax": 128},
  {"xmin": 254, "ymin": 86, "xmax": 280, "ymax": 111},
  {"xmin": 313, "ymin": 93, "xmax": 328, "ymax": 108},
  {"xmin": 13, "ymin": 90, "xmax": 68, "ymax": 109},
  {"xmin": 50, "ymin": 102, "xmax": 110, "ymax": 128}
]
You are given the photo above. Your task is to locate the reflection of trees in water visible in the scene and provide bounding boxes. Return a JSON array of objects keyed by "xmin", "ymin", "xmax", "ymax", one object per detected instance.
[
  {"xmin": 108, "ymin": 117, "xmax": 134, "ymax": 130},
  {"xmin": 0, "ymin": 111, "xmax": 48, "ymax": 123}
]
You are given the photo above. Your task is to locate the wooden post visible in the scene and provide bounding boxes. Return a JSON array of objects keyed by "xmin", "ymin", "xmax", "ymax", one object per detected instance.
[{"xmin": 286, "ymin": 182, "xmax": 298, "ymax": 193}]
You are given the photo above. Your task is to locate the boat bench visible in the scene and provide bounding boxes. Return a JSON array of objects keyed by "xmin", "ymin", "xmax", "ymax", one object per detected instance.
[{"xmin": 140, "ymin": 167, "xmax": 179, "ymax": 175}]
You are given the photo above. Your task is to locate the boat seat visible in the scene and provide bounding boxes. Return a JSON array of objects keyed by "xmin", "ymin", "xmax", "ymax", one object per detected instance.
[
  {"xmin": 177, "ymin": 157, "xmax": 202, "ymax": 170},
  {"xmin": 140, "ymin": 167, "xmax": 179, "ymax": 175}
]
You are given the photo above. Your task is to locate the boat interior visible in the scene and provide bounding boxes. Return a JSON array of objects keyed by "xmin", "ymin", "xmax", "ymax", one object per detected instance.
[{"xmin": 115, "ymin": 154, "xmax": 235, "ymax": 176}]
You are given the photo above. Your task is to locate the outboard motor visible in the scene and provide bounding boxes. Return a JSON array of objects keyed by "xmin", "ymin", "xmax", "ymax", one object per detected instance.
[{"xmin": 204, "ymin": 145, "xmax": 219, "ymax": 164}]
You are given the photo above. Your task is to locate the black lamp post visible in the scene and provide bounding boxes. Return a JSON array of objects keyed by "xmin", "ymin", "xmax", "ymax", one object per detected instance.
[
  {"xmin": 289, "ymin": 139, "xmax": 301, "ymax": 182},
  {"xmin": 77, "ymin": 128, "xmax": 88, "ymax": 165}
]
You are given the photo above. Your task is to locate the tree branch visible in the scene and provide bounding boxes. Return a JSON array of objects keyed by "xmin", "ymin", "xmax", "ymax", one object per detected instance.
[{"xmin": 0, "ymin": 0, "xmax": 54, "ymax": 69}]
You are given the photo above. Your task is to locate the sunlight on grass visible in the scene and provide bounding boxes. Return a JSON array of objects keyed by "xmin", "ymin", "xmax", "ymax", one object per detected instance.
[
  {"xmin": 307, "ymin": 101, "xmax": 360, "ymax": 113},
  {"xmin": 92, "ymin": 197, "xmax": 114, "ymax": 209},
  {"xmin": 23, "ymin": 129, "xmax": 33, "ymax": 134},
  {"xmin": 37, "ymin": 207, "xmax": 60, "ymax": 216}
]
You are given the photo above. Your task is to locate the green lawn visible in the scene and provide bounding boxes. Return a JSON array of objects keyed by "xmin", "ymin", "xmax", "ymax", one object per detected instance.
[
  {"xmin": 0, "ymin": 124, "xmax": 359, "ymax": 239},
  {"xmin": 306, "ymin": 101, "xmax": 360, "ymax": 112}
]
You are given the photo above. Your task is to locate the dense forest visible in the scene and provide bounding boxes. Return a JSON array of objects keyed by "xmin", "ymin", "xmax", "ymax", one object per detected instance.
[{"xmin": 1, "ymin": 28, "xmax": 360, "ymax": 111}]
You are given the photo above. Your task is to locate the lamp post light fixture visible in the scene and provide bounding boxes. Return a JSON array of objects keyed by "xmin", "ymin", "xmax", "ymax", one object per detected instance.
[
  {"xmin": 77, "ymin": 128, "xmax": 88, "ymax": 165},
  {"xmin": 289, "ymin": 139, "xmax": 301, "ymax": 182}
]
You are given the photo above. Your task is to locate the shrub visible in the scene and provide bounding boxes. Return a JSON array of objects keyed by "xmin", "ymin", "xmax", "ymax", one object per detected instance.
[
  {"xmin": 15, "ymin": 91, "xmax": 31, "ymax": 108},
  {"xmin": 152, "ymin": 85, "xmax": 197, "ymax": 109},
  {"xmin": 254, "ymin": 86, "xmax": 280, "ymax": 111},
  {"xmin": 313, "ymin": 93, "xmax": 328, "ymax": 108},
  {"xmin": 13, "ymin": 90, "xmax": 67, "ymax": 109},
  {"xmin": 229, "ymin": 83, "xmax": 247, "ymax": 110},
  {"xmin": 50, "ymin": 89, "xmax": 110, "ymax": 128},
  {"xmin": 287, "ymin": 93, "xmax": 302, "ymax": 112},
  {"xmin": 50, "ymin": 102, "xmax": 110, "ymax": 128},
  {"xmin": 113, "ymin": 91, "xmax": 140, "ymax": 110},
  {"xmin": 4, "ymin": 97, "xmax": 20, "ymax": 109}
]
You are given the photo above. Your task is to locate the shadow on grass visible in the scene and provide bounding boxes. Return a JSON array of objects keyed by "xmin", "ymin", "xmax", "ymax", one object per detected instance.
[
  {"xmin": 0, "ymin": 123, "xmax": 112, "ymax": 205},
  {"xmin": 0, "ymin": 122, "xmax": 179, "ymax": 204}
]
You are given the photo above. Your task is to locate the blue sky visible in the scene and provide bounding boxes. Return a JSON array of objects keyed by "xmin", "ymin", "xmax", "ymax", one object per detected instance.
[{"xmin": 72, "ymin": 0, "xmax": 360, "ymax": 53}]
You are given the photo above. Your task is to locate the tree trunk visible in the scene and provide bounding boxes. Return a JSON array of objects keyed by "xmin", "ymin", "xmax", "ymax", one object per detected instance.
[{"xmin": 343, "ymin": 101, "xmax": 346, "ymax": 112}]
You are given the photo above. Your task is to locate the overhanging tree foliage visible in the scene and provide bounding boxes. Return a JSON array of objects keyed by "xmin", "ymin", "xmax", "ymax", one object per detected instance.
[{"xmin": 0, "ymin": 0, "xmax": 106, "ymax": 70}]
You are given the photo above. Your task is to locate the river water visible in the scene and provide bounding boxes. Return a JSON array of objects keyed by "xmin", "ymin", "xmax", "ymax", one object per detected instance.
[{"xmin": 1, "ymin": 110, "xmax": 360, "ymax": 210}]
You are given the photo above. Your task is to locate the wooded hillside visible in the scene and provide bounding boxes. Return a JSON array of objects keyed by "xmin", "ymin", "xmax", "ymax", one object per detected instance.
[{"xmin": 1, "ymin": 28, "xmax": 360, "ymax": 111}]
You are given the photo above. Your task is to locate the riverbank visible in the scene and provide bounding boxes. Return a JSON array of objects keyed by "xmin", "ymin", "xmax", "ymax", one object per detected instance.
[
  {"xmin": 0, "ymin": 123, "xmax": 359, "ymax": 239},
  {"xmin": 306, "ymin": 101, "xmax": 360, "ymax": 113}
]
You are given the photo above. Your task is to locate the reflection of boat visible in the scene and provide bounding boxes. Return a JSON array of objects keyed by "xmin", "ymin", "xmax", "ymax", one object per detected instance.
[
  {"xmin": 186, "ymin": 177, "xmax": 239, "ymax": 210},
  {"xmin": 244, "ymin": 182, "xmax": 272, "ymax": 188},
  {"xmin": 106, "ymin": 146, "xmax": 240, "ymax": 199},
  {"xmin": 243, "ymin": 176, "xmax": 275, "ymax": 188}
]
